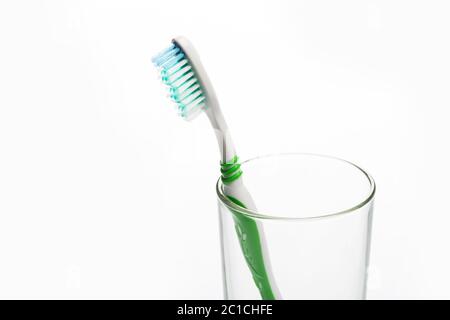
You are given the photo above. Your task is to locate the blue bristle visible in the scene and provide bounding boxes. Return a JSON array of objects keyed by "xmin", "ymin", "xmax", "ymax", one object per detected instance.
[
  {"xmin": 151, "ymin": 44, "xmax": 175, "ymax": 64},
  {"xmin": 154, "ymin": 48, "xmax": 180, "ymax": 67}
]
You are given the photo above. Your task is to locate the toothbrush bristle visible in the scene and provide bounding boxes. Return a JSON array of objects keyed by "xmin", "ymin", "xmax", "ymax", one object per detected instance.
[{"xmin": 152, "ymin": 42, "xmax": 206, "ymax": 120}]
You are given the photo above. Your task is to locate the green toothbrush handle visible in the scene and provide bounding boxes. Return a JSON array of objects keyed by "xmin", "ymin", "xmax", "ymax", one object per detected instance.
[
  {"xmin": 221, "ymin": 156, "xmax": 277, "ymax": 299},
  {"xmin": 227, "ymin": 196, "xmax": 276, "ymax": 300}
]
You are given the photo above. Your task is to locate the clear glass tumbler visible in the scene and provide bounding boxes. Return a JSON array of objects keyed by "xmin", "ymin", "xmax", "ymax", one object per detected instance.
[{"xmin": 217, "ymin": 153, "xmax": 375, "ymax": 300}]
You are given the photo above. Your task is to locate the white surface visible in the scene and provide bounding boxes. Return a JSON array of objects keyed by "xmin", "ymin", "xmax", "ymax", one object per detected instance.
[{"xmin": 0, "ymin": 0, "xmax": 449, "ymax": 299}]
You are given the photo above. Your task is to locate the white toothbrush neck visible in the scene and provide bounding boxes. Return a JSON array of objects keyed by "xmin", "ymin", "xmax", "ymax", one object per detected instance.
[{"xmin": 205, "ymin": 106, "xmax": 236, "ymax": 163}]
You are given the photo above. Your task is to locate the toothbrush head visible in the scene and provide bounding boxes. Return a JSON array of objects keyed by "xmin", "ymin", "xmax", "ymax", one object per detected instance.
[
  {"xmin": 153, "ymin": 37, "xmax": 236, "ymax": 162},
  {"xmin": 152, "ymin": 38, "xmax": 211, "ymax": 121}
]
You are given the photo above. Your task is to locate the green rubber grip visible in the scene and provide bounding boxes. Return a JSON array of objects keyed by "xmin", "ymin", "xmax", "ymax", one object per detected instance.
[
  {"xmin": 221, "ymin": 156, "xmax": 276, "ymax": 299},
  {"xmin": 226, "ymin": 195, "xmax": 276, "ymax": 300}
]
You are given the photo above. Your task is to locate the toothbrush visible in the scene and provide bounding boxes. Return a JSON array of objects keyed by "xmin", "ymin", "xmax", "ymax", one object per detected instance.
[{"xmin": 152, "ymin": 37, "xmax": 280, "ymax": 299}]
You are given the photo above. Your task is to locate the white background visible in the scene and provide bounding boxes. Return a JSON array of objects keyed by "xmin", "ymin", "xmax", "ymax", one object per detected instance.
[{"xmin": 0, "ymin": 0, "xmax": 449, "ymax": 299}]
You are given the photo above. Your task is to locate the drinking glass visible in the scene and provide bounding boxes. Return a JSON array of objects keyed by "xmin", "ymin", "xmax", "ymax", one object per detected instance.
[{"xmin": 217, "ymin": 153, "xmax": 375, "ymax": 300}]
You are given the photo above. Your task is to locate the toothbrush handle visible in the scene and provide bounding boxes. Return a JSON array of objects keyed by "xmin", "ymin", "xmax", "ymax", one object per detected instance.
[
  {"xmin": 226, "ymin": 195, "xmax": 276, "ymax": 300},
  {"xmin": 221, "ymin": 156, "xmax": 279, "ymax": 299}
]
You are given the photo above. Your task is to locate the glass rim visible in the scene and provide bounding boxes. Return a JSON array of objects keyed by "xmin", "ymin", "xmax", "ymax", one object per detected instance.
[{"xmin": 216, "ymin": 152, "xmax": 376, "ymax": 221}]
